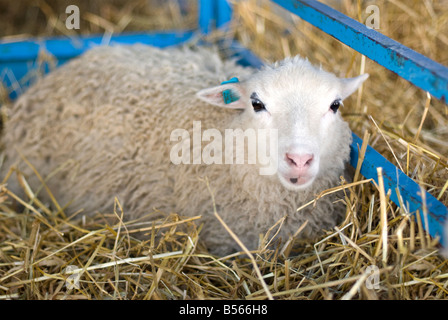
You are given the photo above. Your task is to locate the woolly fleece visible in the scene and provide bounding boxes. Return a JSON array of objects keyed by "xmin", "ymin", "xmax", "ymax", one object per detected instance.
[{"xmin": 2, "ymin": 45, "xmax": 351, "ymax": 255}]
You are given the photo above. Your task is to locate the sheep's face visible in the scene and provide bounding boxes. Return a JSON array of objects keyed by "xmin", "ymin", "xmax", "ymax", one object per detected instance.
[{"xmin": 197, "ymin": 56, "xmax": 368, "ymax": 191}]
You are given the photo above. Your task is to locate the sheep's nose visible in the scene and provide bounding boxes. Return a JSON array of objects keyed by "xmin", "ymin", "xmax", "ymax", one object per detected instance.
[{"xmin": 286, "ymin": 153, "xmax": 314, "ymax": 169}]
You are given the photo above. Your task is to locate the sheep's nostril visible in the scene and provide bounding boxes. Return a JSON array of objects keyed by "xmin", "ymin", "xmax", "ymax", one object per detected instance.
[
  {"xmin": 288, "ymin": 157, "xmax": 297, "ymax": 166},
  {"xmin": 290, "ymin": 178, "xmax": 298, "ymax": 184},
  {"xmin": 286, "ymin": 153, "xmax": 314, "ymax": 168}
]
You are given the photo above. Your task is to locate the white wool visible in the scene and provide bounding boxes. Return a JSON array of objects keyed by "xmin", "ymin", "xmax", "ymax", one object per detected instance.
[{"xmin": 1, "ymin": 44, "xmax": 368, "ymax": 255}]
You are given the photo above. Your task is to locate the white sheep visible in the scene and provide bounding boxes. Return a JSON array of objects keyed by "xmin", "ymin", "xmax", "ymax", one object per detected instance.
[{"xmin": 1, "ymin": 44, "xmax": 368, "ymax": 255}]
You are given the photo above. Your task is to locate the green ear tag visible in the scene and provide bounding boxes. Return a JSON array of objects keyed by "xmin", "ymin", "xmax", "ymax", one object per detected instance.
[{"xmin": 221, "ymin": 77, "xmax": 240, "ymax": 104}]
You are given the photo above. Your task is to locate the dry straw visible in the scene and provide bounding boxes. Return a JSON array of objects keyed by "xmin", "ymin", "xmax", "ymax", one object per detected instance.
[{"xmin": 0, "ymin": 0, "xmax": 447, "ymax": 300}]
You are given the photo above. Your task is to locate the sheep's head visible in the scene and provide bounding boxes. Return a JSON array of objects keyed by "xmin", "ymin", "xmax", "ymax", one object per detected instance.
[{"xmin": 197, "ymin": 56, "xmax": 368, "ymax": 191}]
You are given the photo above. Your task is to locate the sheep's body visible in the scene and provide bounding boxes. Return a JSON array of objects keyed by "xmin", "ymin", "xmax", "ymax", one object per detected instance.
[{"xmin": 2, "ymin": 44, "xmax": 362, "ymax": 255}]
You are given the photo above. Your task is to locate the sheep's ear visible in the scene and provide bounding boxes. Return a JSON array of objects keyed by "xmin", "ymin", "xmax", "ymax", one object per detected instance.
[
  {"xmin": 196, "ymin": 83, "xmax": 247, "ymax": 109},
  {"xmin": 340, "ymin": 74, "xmax": 369, "ymax": 100}
]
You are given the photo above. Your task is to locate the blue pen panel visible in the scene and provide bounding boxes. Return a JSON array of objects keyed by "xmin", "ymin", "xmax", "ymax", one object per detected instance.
[
  {"xmin": 199, "ymin": 0, "xmax": 233, "ymax": 34},
  {"xmin": 216, "ymin": 0, "xmax": 233, "ymax": 29}
]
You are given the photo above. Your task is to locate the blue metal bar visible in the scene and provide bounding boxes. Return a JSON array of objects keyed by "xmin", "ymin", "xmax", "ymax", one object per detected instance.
[
  {"xmin": 216, "ymin": 0, "xmax": 233, "ymax": 29},
  {"xmin": 272, "ymin": 0, "xmax": 448, "ymax": 103},
  {"xmin": 198, "ymin": 0, "xmax": 215, "ymax": 34},
  {"xmin": 0, "ymin": 31, "xmax": 193, "ymax": 62},
  {"xmin": 199, "ymin": 0, "xmax": 232, "ymax": 33},
  {"xmin": 0, "ymin": 31, "xmax": 193, "ymax": 99},
  {"xmin": 350, "ymin": 134, "xmax": 447, "ymax": 245}
]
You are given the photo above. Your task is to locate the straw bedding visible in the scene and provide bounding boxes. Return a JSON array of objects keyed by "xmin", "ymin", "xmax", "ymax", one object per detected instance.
[{"xmin": 0, "ymin": 0, "xmax": 447, "ymax": 300}]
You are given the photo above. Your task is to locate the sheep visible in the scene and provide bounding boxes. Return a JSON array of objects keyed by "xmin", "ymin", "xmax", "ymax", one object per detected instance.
[{"xmin": 1, "ymin": 44, "xmax": 368, "ymax": 255}]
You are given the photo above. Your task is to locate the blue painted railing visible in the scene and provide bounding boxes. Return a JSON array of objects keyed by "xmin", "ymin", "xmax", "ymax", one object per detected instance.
[
  {"xmin": 199, "ymin": 0, "xmax": 232, "ymax": 33},
  {"xmin": 0, "ymin": 32, "xmax": 194, "ymax": 99},
  {"xmin": 0, "ymin": 0, "xmax": 446, "ymax": 246}
]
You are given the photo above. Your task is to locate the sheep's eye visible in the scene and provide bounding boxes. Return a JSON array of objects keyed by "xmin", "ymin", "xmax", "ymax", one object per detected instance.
[
  {"xmin": 250, "ymin": 93, "xmax": 266, "ymax": 112},
  {"xmin": 330, "ymin": 99, "xmax": 342, "ymax": 113},
  {"xmin": 251, "ymin": 99, "xmax": 265, "ymax": 112}
]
